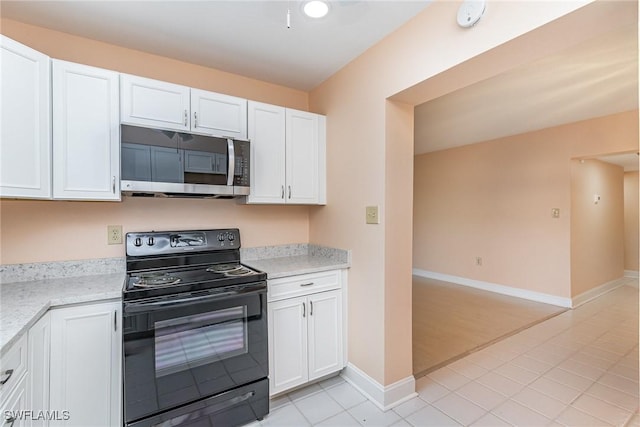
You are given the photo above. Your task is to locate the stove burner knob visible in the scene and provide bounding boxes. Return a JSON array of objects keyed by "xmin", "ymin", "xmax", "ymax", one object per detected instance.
[
  {"xmin": 147, "ymin": 237, "xmax": 155, "ymax": 246},
  {"xmin": 217, "ymin": 234, "xmax": 225, "ymax": 242},
  {"xmin": 134, "ymin": 237, "xmax": 142, "ymax": 247},
  {"xmin": 227, "ymin": 233, "xmax": 235, "ymax": 241}
]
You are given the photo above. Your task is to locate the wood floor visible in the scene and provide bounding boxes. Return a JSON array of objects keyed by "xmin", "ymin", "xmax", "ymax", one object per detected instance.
[{"xmin": 412, "ymin": 275, "xmax": 567, "ymax": 377}]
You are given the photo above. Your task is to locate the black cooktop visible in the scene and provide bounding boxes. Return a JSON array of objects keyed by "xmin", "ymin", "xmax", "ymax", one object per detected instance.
[
  {"xmin": 123, "ymin": 262, "xmax": 266, "ymax": 301},
  {"xmin": 123, "ymin": 228, "xmax": 266, "ymax": 301}
]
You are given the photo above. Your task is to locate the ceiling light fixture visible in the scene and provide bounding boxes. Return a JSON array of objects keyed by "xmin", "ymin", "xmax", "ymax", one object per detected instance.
[{"xmin": 303, "ymin": 0, "xmax": 329, "ymax": 18}]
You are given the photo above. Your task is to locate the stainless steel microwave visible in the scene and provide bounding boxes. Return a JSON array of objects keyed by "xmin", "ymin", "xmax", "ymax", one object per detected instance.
[{"xmin": 120, "ymin": 124, "xmax": 250, "ymax": 198}]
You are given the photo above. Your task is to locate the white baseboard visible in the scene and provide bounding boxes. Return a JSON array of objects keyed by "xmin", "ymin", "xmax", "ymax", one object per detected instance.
[
  {"xmin": 413, "ymin": 269, "xmax": 572, "ymax": 308},
  {"xmin": 572, "ymin": 276, "xmax": 634, "ymax": 307},
  {"xmin": 340, "ymin": 363, "xmax": 416, "ymax": 411},
  {"xmin": 624, "ymin": 270, "xmax": 639, "ymax": 279}
]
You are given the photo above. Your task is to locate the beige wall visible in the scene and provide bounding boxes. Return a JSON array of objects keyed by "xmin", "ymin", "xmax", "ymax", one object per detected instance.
[
  {"xmin": 571, "ymin": 159, "xmax": 625, "ymax": 296},
  {"xmin": 412, "ymin": 112, "xmax": 636, "ymax": 300},
  {"xmin": 0, "ymin": 198, "xmax": 309, "ymax": 265},
  {"xmin": 413, "ymin": 126, "xmax": 572, "ymax": 297},
  {"xmin": 624, "ymin": 171, "xmax": 639, "ymax": 271},
  {"xmin": 0, "ymin": 19, "xmax": 312, "ymax": 265},
  {"xmin": 309, "ymin": 0, "xmax": 634, "ymax": 386}
]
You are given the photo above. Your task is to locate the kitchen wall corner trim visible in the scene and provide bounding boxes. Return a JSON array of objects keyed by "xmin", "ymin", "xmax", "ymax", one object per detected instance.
[
  {"xmin": 412, "ymin": 269, "xmax": 572, "ymax": 308},
  {"xmin": 340, "ymin": 363, "xmax": 416, "ymax": 411}
]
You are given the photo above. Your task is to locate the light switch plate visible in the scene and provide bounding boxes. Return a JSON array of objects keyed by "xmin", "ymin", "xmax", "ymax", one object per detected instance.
[{"xmin": 366, "ymin": 206, "xmax": 379, "ymax": 224}]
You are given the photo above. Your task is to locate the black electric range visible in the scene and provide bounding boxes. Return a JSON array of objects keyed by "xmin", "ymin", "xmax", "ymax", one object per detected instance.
[{"xmin": 122, "ymin": 228, "xmax": 269, "ymax": 427}]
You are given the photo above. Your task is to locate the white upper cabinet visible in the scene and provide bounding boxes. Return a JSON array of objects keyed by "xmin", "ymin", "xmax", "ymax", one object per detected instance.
[
  {"xmin": 247, "ymin": 101, "xmax": 286, "ymax": 204},
  {"xmin": 0, "ymin": 35, "xmax": 52, "ymax": 199},
  {"xmin": 52, "ymin": 60, "xmax": 120, "ymax": 200},
  {"xmin": 120, "ymin": 73, "xmax": 190, "ymax": 132},
  {"xmin": 286, "ymin": 109, "xmax": 324, "ymax": 204},
  {"xmin": 247, "ymin": 101, "xmax": 326, "ymax": 205},
  {"xmin": 121, "ymin": 74, "xmax": 248, "ymax": 139},
  {"xmin": 191, "ymin": 88, "xmax": 247, "ymax": 139}
]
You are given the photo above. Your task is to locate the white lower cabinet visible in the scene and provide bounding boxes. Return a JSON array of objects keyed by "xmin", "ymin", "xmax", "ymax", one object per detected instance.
[
  {"xmin": 28, "ymin": 313, "xmax": 51, "ymax": 427},
  {"xmin": 1, "ymin": 301, "xmax": 120, "ymax": 427},
  {"xmin": 307, "ymin": 290, "xmax": 343, "ymax": 380},
  {"xmin": 1, "ymin": 374, "xmax": 28, "ymax": 427},
  {"xmin": 48, "ymin": 301, "xmax": 121, "ymax": 427},
  {"xmin": 269, "ymin": 296, "xmax": 308, "ymax": 394},
  {"xmin": 268, "ymin": 271, "xmax": 344, "ymax": 396},
  {"xmin": 0, "ymin": 333, "xmax": 28, "ymax": 427}
]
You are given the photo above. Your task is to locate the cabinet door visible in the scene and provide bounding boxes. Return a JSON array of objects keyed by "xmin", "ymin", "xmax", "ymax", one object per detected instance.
[
  {"xmin": 28, "ymin": 312, "xmax": 51, "ymax": 427},
  {"xmin": 52, "ymin": 60, "xmax": 120, "ymax": 200},
  {"xmin": 120, "ymin": 73, "xmax": 190, "ymax": 132},
  {"xmin": 307, "ymin": 290, "xmax": 343, "ymax": 381},
  {"xmin": 191, "ymin": 89, "xmax": 247, "ymax": 139},
  {"xmin": 0, "ymin": 35, "xmax": 51, "ymax": 199},
  {"xmin": 1, "ymin": 374, "xmax": 28, "ymax": 427},
  {"xmin": 247, "ymin": 101, "xmax": 286, "ymax": 204},
  {"xmin": 268, "ymin": 296, "xmax": 308, "ymax": 395},
  {"xmin": 286, "ymin": 109, "xmax": 319, "ymax": 204},
  {"xmin": 49, "ymin": 301, "xmax": 122, "ymax": 427}
]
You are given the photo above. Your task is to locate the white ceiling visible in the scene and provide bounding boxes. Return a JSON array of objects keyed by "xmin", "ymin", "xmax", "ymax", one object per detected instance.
[
  {"xmin": 0, "ymin": 0, "xmax": 431, "ymax": 91},
  {"xmin": 414, "ymin": 24, "xmax": 639, "ymax": 155},
  {"xmin": 596, "ymin": 153, "xmax": 639, "ymax": 172}
]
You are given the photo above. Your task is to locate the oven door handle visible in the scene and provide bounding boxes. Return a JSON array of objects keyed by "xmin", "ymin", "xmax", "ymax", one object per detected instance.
[{"xmin": 124, "ymin": 283, "xmax": 265, "ymax": 313}]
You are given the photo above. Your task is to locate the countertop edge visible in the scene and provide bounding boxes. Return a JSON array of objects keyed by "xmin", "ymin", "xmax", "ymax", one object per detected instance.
[
  {"xmin": 1, "ymin": 245, "xmax": 351, "ymax": 355},
  {"xmin": 263, "ymin": 262, "xmax": 351, "ymax": 279},
  {"xmin": 1, "ymin": 275, "xmax": 124, "ymax": 356}
]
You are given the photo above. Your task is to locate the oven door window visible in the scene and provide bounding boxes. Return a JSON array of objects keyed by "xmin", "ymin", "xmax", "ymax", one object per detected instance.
[{"xmin": 154, "ymin": 306, "xmax": 247, "ymax": 378}]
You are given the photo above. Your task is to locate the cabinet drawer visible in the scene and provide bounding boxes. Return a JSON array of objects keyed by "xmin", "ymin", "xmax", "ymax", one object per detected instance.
[
  {"xmin": 0, "ymin": 372, "xmax": 27, "ymax": 427},
  {"xmin": 268, "ymin": 270, "xmax": 341, "ymax": 301},
  {"xmin": 0, "ymin": 333, "xmax": 27, "ymax": 405}
]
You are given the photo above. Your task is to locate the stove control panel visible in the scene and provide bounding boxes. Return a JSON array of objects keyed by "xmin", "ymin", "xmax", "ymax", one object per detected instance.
[{"xmin": 126, "ymin": 229, "xmax": 241, "ymax": 256}]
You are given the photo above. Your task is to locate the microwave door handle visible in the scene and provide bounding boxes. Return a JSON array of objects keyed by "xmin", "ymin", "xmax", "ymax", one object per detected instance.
[{"xmin": 227, "ymin": 138, "xmax": 235, "ymax": 186}]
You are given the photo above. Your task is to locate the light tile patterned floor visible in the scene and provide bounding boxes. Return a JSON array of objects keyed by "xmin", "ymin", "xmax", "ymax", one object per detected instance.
[{"xmin": 254, "ymin": 281, "xmax": 639, "ymax": 426}]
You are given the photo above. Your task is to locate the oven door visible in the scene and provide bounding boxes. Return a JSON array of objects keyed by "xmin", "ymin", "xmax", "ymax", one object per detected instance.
[{"xmin": 122, "ymin": 282, "xmax": 268, "ymax": 424}]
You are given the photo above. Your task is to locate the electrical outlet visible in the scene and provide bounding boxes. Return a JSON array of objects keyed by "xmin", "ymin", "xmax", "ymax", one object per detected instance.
[
  {"xmin": 107, "ymin": 225, "xmax": 123, "ymax": 245},
  {"xmin": 552, "ymin": 208, "xmax": 560, "ymax": 218},
  {"xmin": 366, "ymin": 206, "xmax": 379, "ymax": 224},
  {"xmin": 475, "ymin": 257, "xmax": 483, "ymax": 266}
]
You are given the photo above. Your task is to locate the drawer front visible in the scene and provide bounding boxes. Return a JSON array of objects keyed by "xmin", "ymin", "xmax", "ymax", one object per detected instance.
[
  {"xmin": 0, "ymin": 373, "xmax": 28, "ymax": 427},
  {"xmin": 0, "ymin": 333, "xmax": 27, "ymax": 405},
  {"xmin": 268, "ymin": 270, "xmax": 341, "ymax": 301}
]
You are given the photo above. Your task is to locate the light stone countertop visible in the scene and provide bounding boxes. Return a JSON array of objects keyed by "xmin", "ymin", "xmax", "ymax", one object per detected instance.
[
  {"xmin": 243, "ymin": 244, "xmax": 351, "ymax": 279},
  {"xmin": 245, "ymin": 255, "xmax": 350, "ymax": 279},
  {"xmin": 1, "ymin": 273, "xmax": 124, "ymax": 355},
  {"xmin": 0, "ymin": 243, "xmax": 349, "ymax": 356}
]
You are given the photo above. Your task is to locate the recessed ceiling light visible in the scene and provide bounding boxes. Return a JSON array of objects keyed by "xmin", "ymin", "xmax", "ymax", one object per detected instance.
[{"xmin": 303, "ymin": 0, "xmax": 329, "ymax": 18}]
